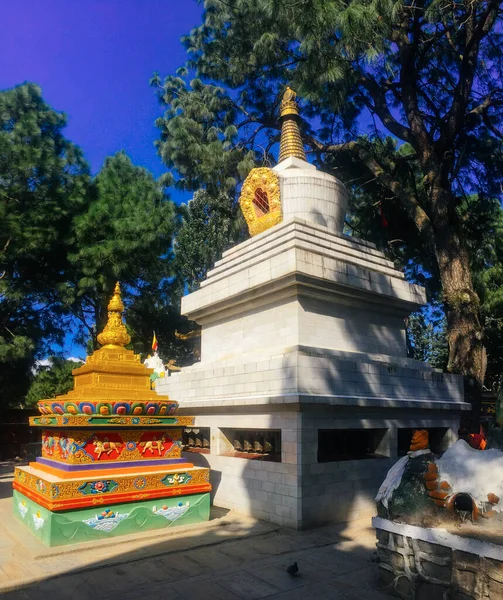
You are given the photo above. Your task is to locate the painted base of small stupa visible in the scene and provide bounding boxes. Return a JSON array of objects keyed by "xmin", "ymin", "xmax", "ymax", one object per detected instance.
[{"xmin": 13, "ymin": 489, "xmax": 210, "ymax": 547}]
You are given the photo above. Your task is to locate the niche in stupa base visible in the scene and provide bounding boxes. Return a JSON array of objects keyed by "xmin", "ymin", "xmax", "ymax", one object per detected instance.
[
  {"xmin": 182, "ymin": 427, "xmax": 211, "ymax": 454},
  {"xmin": 317, "ymin": 428, "xmax": 389, "ymax": 463},
  {"xmin": 219, "ymin": 428, "xmax": 282, "ymax": 462}
]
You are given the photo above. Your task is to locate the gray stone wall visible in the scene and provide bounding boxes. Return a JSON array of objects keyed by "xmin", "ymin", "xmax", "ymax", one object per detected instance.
[{"xmin": 376, "ymin": 528, "xmax": 503, "ymax": 599}]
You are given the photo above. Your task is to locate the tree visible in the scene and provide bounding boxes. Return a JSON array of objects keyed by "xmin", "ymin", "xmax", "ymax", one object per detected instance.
[
  {"xmin": 65, "ymin": 151, "xmax": 177, "ymax": 350},
  {"xmin": 152, "ymin": 1, "xmax": 503, "ymax": 398},
  {"xmin": 406, "ymin": 308, "xmax": 449, "ymax": 369},
  {"xmin": 175, "ymin": 189, "xmax": 245, "ymax": 292},
  {"xmin": 0, "ymin": 83, "xmax": 90, "ymax": 405},
  {"xmin": 25, "ymin": 357, "xmax": 83, "ymax": 406}
]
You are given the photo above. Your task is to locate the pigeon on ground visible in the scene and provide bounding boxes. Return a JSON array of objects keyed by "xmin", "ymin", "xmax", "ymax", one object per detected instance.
[{"xmin": 286, "ymin": 561, "xmax": 299, "ymax": 576}]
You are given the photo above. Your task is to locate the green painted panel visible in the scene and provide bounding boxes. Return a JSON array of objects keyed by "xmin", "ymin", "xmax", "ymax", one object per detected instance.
[{"xmin": 13, "ymin": 490, "xmax": 210, "ymax": 547}]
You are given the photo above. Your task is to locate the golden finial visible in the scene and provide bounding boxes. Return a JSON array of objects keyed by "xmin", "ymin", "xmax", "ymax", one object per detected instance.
[
  {"xmin": 278, "ymin": 87, "xmax": 307, "ymax": 162},
  {"xmin": 97, "ymin": 282, "xmax": 131, "ymax": 348}
]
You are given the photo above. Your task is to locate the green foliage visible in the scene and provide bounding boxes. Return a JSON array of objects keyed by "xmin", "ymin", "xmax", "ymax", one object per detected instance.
[
  {"xmin": 66, "ymin": 151, "xmax": 177, "ymax": 349},
  {"xmin": 406, "ymin": 308, "xmax": 448, "ymax": 370},
  {"xmin": 0, "ymin": 86, "xmax": 184, "ymax": 403},
  {"xmin": 151, "ymin": 75, "xmax": 257, "ymax": 193},
  {"xmin": 0, "ymin": 83, "xmax": 90, "ymax": 404},
  {"xmin": 175, "ymin": 189, "xmax": 246, "ymax": 292},
  {"xmin": 469, "ymin": 197, "xmax": 503, "ymax": 391},
  {"xmin": 25, "ymin": 357, "xmax": 83, "ymax": 406}
]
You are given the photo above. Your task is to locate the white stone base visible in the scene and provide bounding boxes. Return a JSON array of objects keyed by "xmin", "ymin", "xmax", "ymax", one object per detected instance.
[{"xmin": 157, "ymin": 391, "xmax": 465, "ymax": 528}]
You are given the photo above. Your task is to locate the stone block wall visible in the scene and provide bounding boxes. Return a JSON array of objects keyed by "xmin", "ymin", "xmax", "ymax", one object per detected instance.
[
  {"xmin": 158, "ymin": 347, "xmax": 466, "ymax": 405},
  {"xmin": 181, "ymin": 412, "xmax": 303, "ymax": 528},
  {"xmin": 375, "ymin": 524, "xmax": 503, "ymax": 599}
]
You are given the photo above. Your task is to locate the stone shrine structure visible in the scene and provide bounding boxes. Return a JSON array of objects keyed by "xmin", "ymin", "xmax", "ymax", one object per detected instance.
[
  {"xmin": 13, "ymin": 283, "xmax": 211, "ymax": 546},
  {"xmin": 156, "ymin": 88, "xmax": 470, "ymax": 529},
  {"xmin": 373, "ymin": 430, "xmax": 503, "ymax": 598}
]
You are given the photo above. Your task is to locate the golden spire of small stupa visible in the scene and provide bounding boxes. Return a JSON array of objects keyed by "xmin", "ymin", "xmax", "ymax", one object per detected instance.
[
  {"xmin": 278, "ymin": 87, "xmax": 307, "ymax": 163},
  {"xmin": 96, "ymin": 282, "xmax": 131, "ymax": 348}
]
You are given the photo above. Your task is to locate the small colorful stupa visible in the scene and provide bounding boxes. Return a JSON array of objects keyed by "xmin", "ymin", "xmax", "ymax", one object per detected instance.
[{"xmin": 12, "ymin": 283, "xmax": 211, "ymax": 546}]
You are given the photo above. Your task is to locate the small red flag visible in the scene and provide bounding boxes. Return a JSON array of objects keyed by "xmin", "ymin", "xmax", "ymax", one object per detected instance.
[{"xmin": 379, "ymin": 202, "xmax": 388, "ymax": 227}]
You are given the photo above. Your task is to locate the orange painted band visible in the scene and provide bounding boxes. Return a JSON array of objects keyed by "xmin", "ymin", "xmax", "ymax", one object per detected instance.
[
  {"xmin": 29, "ymin": 462, "xmax": 195, "ymax": 479},
  {"xmin": 13, "ymin": 481, "xmax": 211, "ymax": 512}
]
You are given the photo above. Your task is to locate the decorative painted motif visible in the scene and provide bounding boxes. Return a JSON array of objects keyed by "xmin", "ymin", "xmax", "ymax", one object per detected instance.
[
  {"xmin": 78, "ymin": 480, "xmax": 118, "ymax": 495},
  {"xmin": 18, "ymin": 500, "xmax": 28, "ymax": 518},
  {"xmin": 39, "ymin": 429, "xmax": 181, "ymax": 463},
  {"xmin": 133, "ymin": 477, "xmax": 147, "ymax": 490},
  {"xmin": 38, "ymin": 400, "xmax": 179, "ymax": 417},
  {"xmin": 83, "ymin": 508, "xmax": 129, "ymax": 532},
  {"xmin": 30, "ymin": 415, "xmax": 194, "ymax": 428},
  {"xmin": 93, "ymin": 437, "xmax": 122, "ymax": 459},
  {"xmin": 13, "ymin": 464, "xmax": 211, "ymax": 511},
  {"xmin": 42, "ymin": 434, "xmax": 56, "ymax": 455},
  {"xmin": 32, "ymin": 511, "xmax": 45, "ymax": 530},
  {"xmin": 153, "ymin": 501, "xmax": 190, "ymax": 521},
  {"xmin": 139, "ymin": 434, "xmax": 169, "ymax": 456},
  {"xmin": 161, "ymin": 472, "xmax": 192, "ymax": 486}
]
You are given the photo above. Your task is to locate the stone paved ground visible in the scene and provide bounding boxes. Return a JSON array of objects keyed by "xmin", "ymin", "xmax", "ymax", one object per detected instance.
[{"xmin": 0, "ymin": 462, "xmax": 390, "ymax": 600}]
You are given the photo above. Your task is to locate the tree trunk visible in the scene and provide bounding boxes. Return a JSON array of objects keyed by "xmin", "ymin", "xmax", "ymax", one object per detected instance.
[{"xmin": 431, "ymin": 182, "xmax": 486, "ymax": 427}]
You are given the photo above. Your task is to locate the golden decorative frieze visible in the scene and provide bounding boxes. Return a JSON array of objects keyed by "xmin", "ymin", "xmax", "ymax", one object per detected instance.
[{"xmin": 29, "ymin": 415, "xmax": 195, "ymax": 428}]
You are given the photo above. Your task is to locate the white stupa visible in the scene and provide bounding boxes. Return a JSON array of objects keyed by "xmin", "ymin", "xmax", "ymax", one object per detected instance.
[{"xmin": 156, "ymin": 88, "xmax": 469, "ymax": 528}]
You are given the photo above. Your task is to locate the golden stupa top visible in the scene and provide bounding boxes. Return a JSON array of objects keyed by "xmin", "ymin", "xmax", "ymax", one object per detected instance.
[
  {"xmin": 278, "ymin": 87, "xmax": 307, "ymax": 162},
  {"xmin": 36, "ymin": 283, "xmax": 176, "ymax": 415},
  {"xmin": 96, "ymin": 282, "xmax": 131, "ymax": 347}
]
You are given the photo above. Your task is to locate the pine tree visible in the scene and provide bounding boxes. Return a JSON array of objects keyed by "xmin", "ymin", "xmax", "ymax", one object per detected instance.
[
  {"xmin": 175, "ymin": 189, "xmax": 246, "ymax": 292},
  {"xmin": 66, "ymin": 151, "xmax": 177, "ymax": 350},
  {"xmin": 0, "ymin": 83, "xmax": 90, "ymax": 405}
]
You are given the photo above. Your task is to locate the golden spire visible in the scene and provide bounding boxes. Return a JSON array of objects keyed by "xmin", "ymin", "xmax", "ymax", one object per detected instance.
[
  {"xmin": 278, "ymin": 87, "xmax": 307, "ymax": 163},
  {"xmin": 97, "ymin": 282, "xmax": 131, "ymax": 348}
]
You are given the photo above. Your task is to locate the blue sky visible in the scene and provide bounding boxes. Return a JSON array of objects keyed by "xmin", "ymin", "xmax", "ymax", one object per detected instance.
[
  {"xmin": 1, "ymin": 0, "xmax": 202, "ymax": 185},
  {"xmin": 1, "ymin": 1, "xmax": 205, "ymax": 357}
]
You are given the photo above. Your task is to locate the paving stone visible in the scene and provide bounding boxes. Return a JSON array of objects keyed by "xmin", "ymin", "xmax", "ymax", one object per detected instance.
[
  {"xmin": 187, "ymin": 547, "xmax": 242, "ymax": 571},
  {"xmin": 330, "ymin": 565, "xmax": 392, "ymax": 600},
  {"xmin": 250, "ymin": 565, "xmax": 306, "ymax": 592},
  {"xmin": 247, "ymin": 533, "xmax": 301, "ymax": 556},
  {"xmin": 171, "ymin": 579, "xmax": 242, "ymax": 600},
  {"xmin": 265, "ymin": 580, "xmax": 359, "ymax": 599},
  {"xmin": 216, "ymin": 571, "xmax": 282, "ymax": 599}
]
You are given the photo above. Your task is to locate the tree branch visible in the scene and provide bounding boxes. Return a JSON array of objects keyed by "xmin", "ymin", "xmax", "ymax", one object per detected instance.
[
  {"xmin": 304, "ymin": 136, "xmax": 434, "ymax": 241},
  {"xmin": 483, "ymin": 113, "xmax": 503, "ymax": 140},
  {"xmin": 441, "ymin": 0, "xmax": 500, "ymax": 147},
  {"xmin": 358, "ymin": 76, "xmax": 413, "ymax": 143}
]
